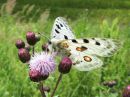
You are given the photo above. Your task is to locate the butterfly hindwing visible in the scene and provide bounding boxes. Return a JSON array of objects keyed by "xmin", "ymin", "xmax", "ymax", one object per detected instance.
[
  {"xmin": 57, "ymin": 41, "xmax": 103, "ymax": 71},
  {"xmin": 51, "ymin": 17, "xmax": 75, "ymax": 40},
  {"xmin": 71, "ymin": 54, "xmax": 103, "ymax": 71}
]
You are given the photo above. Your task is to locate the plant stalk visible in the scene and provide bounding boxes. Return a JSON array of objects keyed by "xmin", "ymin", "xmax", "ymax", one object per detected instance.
[
  {"xmin": 32, "ymin": 46, "xmax": 34, "ymax": 56},
  {"xmin": 39, "ymin": 82, "xmax": 46, "ymax": 97},
  {"xmin": 50, "ymin": 73, "xmax": 62, "ymax": 97}
]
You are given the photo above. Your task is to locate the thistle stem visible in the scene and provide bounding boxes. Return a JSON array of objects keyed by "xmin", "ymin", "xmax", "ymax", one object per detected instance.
[
  {"xmin": 39, "ymin": 82, "xmax": 46, "ymax": 97},
  {"xmin": 32, "ymin": 46, "xmax": 35, "ymax": 56},
  {"xmin": 50, "ymin": 73, "xmax": 62, "ymax": 97}
]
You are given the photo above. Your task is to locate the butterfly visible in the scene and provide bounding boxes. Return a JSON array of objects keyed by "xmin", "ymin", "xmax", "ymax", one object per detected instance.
[{"xmin": 46, "ymin": 17, "xmax": 120, "ymax": 71}]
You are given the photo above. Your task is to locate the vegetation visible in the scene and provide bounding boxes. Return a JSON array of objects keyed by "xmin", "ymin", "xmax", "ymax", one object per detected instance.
[{"xmin": 0, "ymin": 0, "xmax": 130, "ymax": 97}]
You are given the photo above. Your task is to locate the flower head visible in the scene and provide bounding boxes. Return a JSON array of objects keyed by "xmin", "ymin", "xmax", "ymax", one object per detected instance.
[{"xmin": 29, "ymin": 52, "xmax": 56, "ymax": 75}]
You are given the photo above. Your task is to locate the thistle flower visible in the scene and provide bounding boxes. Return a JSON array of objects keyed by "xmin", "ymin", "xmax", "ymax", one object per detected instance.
[
  {"xmin": 58, "ymin": 57, "xmax": 72, "ymax": 74},
  {"xmin": 122, "ymin": 85, "xmax": 130, "ymax": 97},
  {"xmin": 29, "ymin": 52, "xmax": 56, "ymax": 75}
]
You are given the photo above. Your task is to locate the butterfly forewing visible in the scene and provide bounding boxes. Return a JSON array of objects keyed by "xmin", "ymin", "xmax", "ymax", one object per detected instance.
[
  {"xmin": 51, "ymin": 17, "xmax": 75, "ymax": 40},
  {"xmin": 49, "ymin": 17, "xmax": 75, "ymax": 53}
]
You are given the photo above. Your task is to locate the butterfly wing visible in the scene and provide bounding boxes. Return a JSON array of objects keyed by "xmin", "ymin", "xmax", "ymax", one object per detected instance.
[
  {"xmin": 48, "ymin": 17, "xmax": 75, "ymax": 53},
  {"xmin": 70, "ymin": 53, "xmax": 103, "ymax": 71},
  {"xmin": 51, "ymin": 17, "xmax": 75, "ymax": 40},
  {"xmin": 58, "ymin": 38, "xmax": 120, "ymax": 71},
  {"xmin": 59, "ymin": 38, "xmax": 120, "ymax": 57},
  {"xmin": 50, "ymin": 17, "xmax": 120, "ymax": 71}
]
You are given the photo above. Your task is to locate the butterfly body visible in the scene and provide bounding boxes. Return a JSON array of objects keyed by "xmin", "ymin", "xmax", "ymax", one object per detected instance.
[{"xmin": 47, "ymin": 17, "xmax": 120, "ymax": 71}]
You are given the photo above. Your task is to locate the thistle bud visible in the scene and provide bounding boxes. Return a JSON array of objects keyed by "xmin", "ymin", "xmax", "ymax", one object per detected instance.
[
  {"xmin": 18, "ymin": 48, "xmax": 30, "ymax": 63},
  {"xmin": 29, "ymin": 69, "xmax": 49, "ymax": 82},
  {"xmin": 26, "ymin": 32, "xmax": 37, "ymax": 45},
  {"xmin": 43, "ymin": 86, "xmax": 50, "ymax": 92},
  {"xmin": 103, "ymin": 80, "xmax": 117, "ymax": 88},
  {"xmin": 42, "ymin": 44, "xmax": 49, "ymax": 52},
  {"xmin": 35, "ymin": 34, "xmax": 40, "ymax": 42},
  {"xmin": 122, "ymin": 85, "xmax": 130, "ymax": 97},
  {"xmin": 58, "ymin": 57, "xmax": 72, "ymax": 74},
  {"xmin": 15, "ymin": 39, "xmax": 25, "ymax": 49}
]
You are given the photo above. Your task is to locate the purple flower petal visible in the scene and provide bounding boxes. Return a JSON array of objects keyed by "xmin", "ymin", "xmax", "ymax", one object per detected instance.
[{"xmin": 29, "ymin": 52, "xmax": 56, "ymax": 75}]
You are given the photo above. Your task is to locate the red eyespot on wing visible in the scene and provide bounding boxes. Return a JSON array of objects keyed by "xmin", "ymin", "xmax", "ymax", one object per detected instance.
[
  {"xmin": 83, "ymin": 56, "xmax": 92, "ymax": 62},
  {"xmin": 76, "ymin": 46, "xmax": 87, "ymax": 52}
]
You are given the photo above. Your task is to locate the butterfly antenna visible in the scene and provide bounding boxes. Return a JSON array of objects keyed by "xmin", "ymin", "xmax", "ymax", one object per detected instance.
[{"xmin": 38, "ymin": 32, "xmax": 50, "ymax": 40}]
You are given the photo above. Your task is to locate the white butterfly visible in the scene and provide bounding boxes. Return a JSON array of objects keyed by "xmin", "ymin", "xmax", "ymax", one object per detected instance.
[{"xmin": 47, "ymin": 17, "xmax": 120, "ymax": 71}]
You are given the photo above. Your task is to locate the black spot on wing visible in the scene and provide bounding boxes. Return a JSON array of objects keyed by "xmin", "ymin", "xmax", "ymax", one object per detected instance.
[
  {"xmin": 48, "ymin": 41, "xmax": 52, "ymax": 44},
  {"xmin": 72, "ymin": 39, "xmax": 78, "ymax": 43},
  {"xmin": 81, "ymin": 46, "xmax": 88, "ymax": 50},
  {"xmin": 64, "ymin": 35, "xmax": 68, "ymax": 40},
  {"xmin": 83, "ymin": 39, "xmax": 89, "ymax": 43},
  {"xmin": 56, "ymin": 24, "xmax": 61, "ymax": 29},
  {"xmin": 60, "ymin": 23, "xmax": 63, "ymax": 27},
  {"xmin": 55, "ymin": 29, "xmax": 60, "ymax": 34},
  {"xmin": 95, "ymin": 41, "xmax": 100, "ymax": 45}
]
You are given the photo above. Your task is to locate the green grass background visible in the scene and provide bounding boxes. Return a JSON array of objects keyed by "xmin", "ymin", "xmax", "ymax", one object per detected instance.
[{"xmin": 0, "ymin": 0, "xmax": 130, "ymax": 97}]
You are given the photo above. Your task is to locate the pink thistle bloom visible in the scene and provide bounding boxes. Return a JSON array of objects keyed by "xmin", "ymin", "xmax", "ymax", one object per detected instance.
[{"xmin": 29, "ymin": 52, "xmax": 56, "ymax": 75}]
